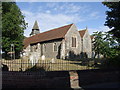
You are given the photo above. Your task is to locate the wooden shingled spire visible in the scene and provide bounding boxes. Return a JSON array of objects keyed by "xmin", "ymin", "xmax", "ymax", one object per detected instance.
[
  {"xmin": 30, "ymin": 20, "xmax": 40, "ymax": 36},
  {"xmin": 32, "ymin": 20, "xmax": 39, "ymax": 30}
]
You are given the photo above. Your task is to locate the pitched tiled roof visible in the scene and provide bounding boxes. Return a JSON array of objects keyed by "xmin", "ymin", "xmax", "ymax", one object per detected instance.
[
  {"xmin": 23, "ymin": 24, "xmax": 73, "ymax": 48},
  {"xmin": 79, "ymin": 29, "xmax": 87, "ymax": 38}
]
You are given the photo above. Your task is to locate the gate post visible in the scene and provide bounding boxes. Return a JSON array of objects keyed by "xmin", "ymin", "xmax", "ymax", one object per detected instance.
[{"xmin": 69, "ymin": 71, "xmax": 81, "ymax": 89}]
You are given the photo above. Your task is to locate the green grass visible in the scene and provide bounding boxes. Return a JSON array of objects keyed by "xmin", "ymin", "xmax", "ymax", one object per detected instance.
[
  {"xmin": 36, "ymin": 58, "xmax": 96, "ymax": 71},
  {"xmin": 1, "ymin": 58, "xmax": 97, "ymax": 71}
]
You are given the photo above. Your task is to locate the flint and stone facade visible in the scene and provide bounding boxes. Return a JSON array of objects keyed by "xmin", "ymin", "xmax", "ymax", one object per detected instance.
[
  {"xmin": 23, "ymin": 22, "xmax": 93, "ymax": 60},
  {"xmin": 80, "ymin": 30, "xmax": 92, "ymax": 58}
]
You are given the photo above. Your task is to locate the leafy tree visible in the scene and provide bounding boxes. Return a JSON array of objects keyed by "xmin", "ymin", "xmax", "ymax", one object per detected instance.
[
  {"xmin": 92, "ymin": 31, "xmax": 105, "ymax": 58},
  {"xmin": 0, "ymin": 2, "xmax": 1, "ymax": 29},
  {"xmin": 2, "ymin": 2, "xmax": 27, "ymax": 59},
  {"xmin": 92, "ymin": 31, "xmax": 118, "ymax": 58},
  {"xmin": 102, "ymin": 2, "xmax": 120, "ymax": 43},
  {"xmin": 0, "ymin": 2, "xmax": 2, "ymax": 58}
]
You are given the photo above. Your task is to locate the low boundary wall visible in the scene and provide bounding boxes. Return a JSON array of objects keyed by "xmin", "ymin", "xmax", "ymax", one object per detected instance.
[{"xmin": 2, "ymin": 69, "xmax": 120, "ymax": 89}]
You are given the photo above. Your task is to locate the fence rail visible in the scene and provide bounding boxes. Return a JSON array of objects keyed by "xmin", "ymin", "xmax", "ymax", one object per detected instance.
[{"xmin": 1, "ymin": 58, "xmax": 101, "ymax": 72}]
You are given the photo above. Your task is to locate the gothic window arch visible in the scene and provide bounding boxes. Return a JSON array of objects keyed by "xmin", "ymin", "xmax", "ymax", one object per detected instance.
[
  {"xmin": 34, "ymin": 45, "xmax": 37, "ymax": 52},
  {"xmin": 72, "ymin": 36, "xmax": 77, "ymax": 47},
  {"xmin": 53, "ymin": 43, "xmax": 57, "ymax": 52},
  {"xmin": 30, "ymin": 45, "xmax": 33, "ymax": 52},
  {"xmin": 44, "ymin": 44, "xmax": 46, "ymax": 52}
]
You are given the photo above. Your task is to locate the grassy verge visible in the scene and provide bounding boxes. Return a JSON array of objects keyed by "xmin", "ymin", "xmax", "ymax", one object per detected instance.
[{"xmin": 1, "ymin": 57, "xmax": 98, "ymax": 71}]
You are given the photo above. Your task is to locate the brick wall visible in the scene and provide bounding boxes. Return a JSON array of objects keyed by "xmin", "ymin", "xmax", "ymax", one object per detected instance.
[{"xmin": 2, "ymin": 69, "xmax": 120, "ymax": 89}]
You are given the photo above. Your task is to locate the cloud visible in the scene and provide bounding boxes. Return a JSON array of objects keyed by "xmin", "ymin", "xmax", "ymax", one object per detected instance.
[
  {"xmin": 46, "ymin": 2, "xmax": 58, "ymax": 8},
  {"xmin": 20, "ymin": 3, "xmax": 103, "ymax": 37},
  {"xmin": 46, "ymin": 3, "xmax": 101, "ymax": 21},
  {"xmin": 46, "ymin": 10, "xmax": 51, "ymax": 14},
  {"xmin": 46, "ymin": 3, "xmax": 89, "ymax": 14},
  {"xmin": 88, "ymin": 26, "xmax": 111, "ymax": 35},
  {"xmin": 16, "ymin": 0, "xmax": 105, "ymax": 2},
  {"xmin": 22, "ymin": 10, "xmax": 82, "ymax": 37},
  {"xmin": 89, "ymin": 11, "xmax": 100, "ymax": 19}
]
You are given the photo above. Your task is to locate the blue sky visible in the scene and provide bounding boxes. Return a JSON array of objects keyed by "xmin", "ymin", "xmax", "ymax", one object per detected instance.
[{"xmin": 16, "ymin": 2, "xmax": 110, "ymax": 37}]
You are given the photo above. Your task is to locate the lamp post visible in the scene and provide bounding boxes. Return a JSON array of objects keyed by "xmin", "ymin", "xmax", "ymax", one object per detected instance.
[
  {"xmin": 11, "ymin": 44, "xmax": 15, "ymax": 60},
  {"xmin": 20, "ymin": 52, "xmax": 22, "ymax": 71},
  {"xmin": 11, "ymin": 44, "xmax": 13, "ymax": 60}
]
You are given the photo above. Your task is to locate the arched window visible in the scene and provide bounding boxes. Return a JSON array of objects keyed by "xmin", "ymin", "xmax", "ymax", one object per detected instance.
[
  {"xmin": 33, "ymin": 45, "xmax": 37, "ymax": 52},
  {"xmin": 30, "ymin": 46, "xmax": 33, "ymax": 52},
  {"xmin": 53, "ymin": 43, "xmax": 57, "ymax": 52},
  {"xmin": 44, "ymin": 44, "xmax": 46, "ymax": 52},
  {"xmin": 72, "ymin": 37, "xmax": 76, "ymax": 47}
]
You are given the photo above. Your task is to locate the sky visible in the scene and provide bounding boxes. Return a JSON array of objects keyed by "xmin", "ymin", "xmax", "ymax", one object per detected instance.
[{"xmin": 16, "ymin": 2, "xmax": 110, "ymax": 37}]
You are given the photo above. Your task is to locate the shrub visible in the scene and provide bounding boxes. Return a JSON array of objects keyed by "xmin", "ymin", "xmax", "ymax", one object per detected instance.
[{"xmin": 101, "ymin": 56, "xmax": 120, "ymax": 69}]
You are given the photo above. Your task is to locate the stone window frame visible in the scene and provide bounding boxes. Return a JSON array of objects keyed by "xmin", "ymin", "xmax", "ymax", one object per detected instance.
[
  {"xmin": 81, "ymin": 38, "xmax": 83, "ymax": 52},
  {"xmin": 30, "ymin": 45, "xmax": 33, "ymax": 52},
  {"xmin": 71, "ymin": 36, "xmax": 77, "ymax": 48},
  {"xmin": 33, "ymin": 45, "xmax": 36, "ymax": 52},
  {"xmin": 53, "ymin": 43, "xmax": 57, "ymax": 52},
  {"xmin": 37, "ymin": 43, "xmax": 40, "ymax": 50},
  {"xmin": 43, "ymin": 44, "xmax": 46, "ymax": 52}
]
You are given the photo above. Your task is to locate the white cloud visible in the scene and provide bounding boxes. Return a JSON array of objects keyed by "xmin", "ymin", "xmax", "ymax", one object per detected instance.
[
  {"xmin": 46, "ymin": 3, "xmax": 89, "ymax": 14},
  {"xmin": 22, "ymin": 10, "xmax": 82, "ymax": 37},
  {"xmin": 21, "ymin": 3, "xmax": 103, "ymax": 37},
  {"xmin": 89, "ymin": 11, "xmax": 100, "ymax": 19},
  {"xmin": 46, "ymin": 2, "xmax": 58, "ymax": 8},
  {"xmin": 63, "ymin": 4, "xmax": 83, "ymax": 14},
  {"xmin": 46, "ymin": 10, "xmax": 51, "ymax": 13},
  {"xmin": 88, "ymin": 26, "xmax": 111, "ymax": 35}
]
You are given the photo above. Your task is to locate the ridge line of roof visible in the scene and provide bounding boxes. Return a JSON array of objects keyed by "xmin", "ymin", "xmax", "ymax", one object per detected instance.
[
  {"xmin": 78, "ymin": 29, "xmax": 87, "ymax": 38},
  {"xmin": 79, "ymin": 29, "xmax": 87, "ymax": 32},
  {"xmin": 28, "ymin": 23, "xmax": 73, "ymax": 38}
]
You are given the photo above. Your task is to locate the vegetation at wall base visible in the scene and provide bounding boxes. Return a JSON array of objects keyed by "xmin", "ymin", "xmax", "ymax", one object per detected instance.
[{"xmin": 102, "ymin": 56, "xmax": 120, "ymax": 69}]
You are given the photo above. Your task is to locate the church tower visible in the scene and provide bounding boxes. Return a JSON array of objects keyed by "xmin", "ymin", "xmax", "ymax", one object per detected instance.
[{"xmin": 30, "ymin": 21, "xmax": 40, "ymax": 36}]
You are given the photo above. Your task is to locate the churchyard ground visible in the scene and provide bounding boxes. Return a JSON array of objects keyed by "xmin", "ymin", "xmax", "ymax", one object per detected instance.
[{"xmin": 1, "ymin": 58, "xmax": 98, "ymax": 71}]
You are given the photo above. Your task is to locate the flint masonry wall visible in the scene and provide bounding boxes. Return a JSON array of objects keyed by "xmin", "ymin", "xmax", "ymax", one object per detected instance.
[
  {"xmin": 65, "ymin": 24, "xmax": 82, "ymax": 59},
  {"xmin": 41, "ymin": 39, "xmax": 62, "ymax": 59},
  {"xmin": 82, "ymin": 30, "xmax": 92, "ymax": 58}
]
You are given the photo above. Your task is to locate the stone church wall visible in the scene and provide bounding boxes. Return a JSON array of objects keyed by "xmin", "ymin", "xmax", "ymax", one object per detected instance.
[
  {"xmin": 24, "ymin": 24, "xmax": 94, "ymax": 60},
  {"xmin": 64, "ymin": 24, "xmax": 82, "ymax": 59},
  {"xmin": 40, "ymin": 39, "xmax": 62, "ymax": 59},
  {"xmin": 82, "ymin": 30, "xmax": 92, "ymax": 58}
]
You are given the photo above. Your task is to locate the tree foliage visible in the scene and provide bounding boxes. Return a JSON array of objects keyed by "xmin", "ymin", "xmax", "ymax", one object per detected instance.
[
  {"xmin": 92, "ymin": 31, "xmax": 105, "ymax": 58},
  {"xmin": 99, "ymin": 2, "xmax": 120, "ymax": 68},
  {"xmin": 2, "ymin": 2, "xmax": 27, "ymax": 58},
  {"xmin": 0, "ymin": 2, "xmax": 1, "ymax": 26},
  {"xmin": 0, "ymin": 2, "xmax": 2, "ymax": 58},
  {"xmin": 92, "ymin": 31, "xmax": 118, "ymax": 58},
  {"xmin": 102, "ymin": 2, "xmax": 120, "ymax": 42}
]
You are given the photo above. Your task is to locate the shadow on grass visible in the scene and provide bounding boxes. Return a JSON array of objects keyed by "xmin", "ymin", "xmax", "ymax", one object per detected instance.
[{"xmin": 25, "ymin": 65, "xmax": 46, "ymax": 72}]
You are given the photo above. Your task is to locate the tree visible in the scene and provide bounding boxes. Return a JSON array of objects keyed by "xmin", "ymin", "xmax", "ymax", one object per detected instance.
[
  {"xmin": 0, "ymin": 2, "xmax": 1, "ymax": 30},
  {"xmin": 93, "ymin": 31, "xmax": 119, "ymax": 58},
  {"xmin": 0, "ymin": 2, "xmax": 2, "ymax": 58},
  {"xmin": 103, "ymin": 32, "xmax": 118, "ymax": 58},
  {"xmin": 102, "ymin": 2, "xmax": 120, "ymax": 42},
  {"xmin": 2, "ymin": 2, "xmax": 27, "ymax": 59},
  {"xmin": 92, "ymin": 31, "xmax": 105, "ymax": 58}
]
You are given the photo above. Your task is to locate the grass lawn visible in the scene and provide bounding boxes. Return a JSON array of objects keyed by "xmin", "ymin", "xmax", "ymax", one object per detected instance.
[
  {"xmin": 1, "ymin": 58, "xmax": 29, "ymax": 71},
  {"xmin": 1, "ymin": 58, "xmax": 96, "ymax": 71},
  {"xmin": 35, "ymin": 58, "xmax": 96, "ymax": 71}
]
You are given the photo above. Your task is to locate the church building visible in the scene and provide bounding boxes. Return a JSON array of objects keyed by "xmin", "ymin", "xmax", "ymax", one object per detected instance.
[{"xmin": 23, "ymin": 21, "xmax": 92, "ymax": 60}]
